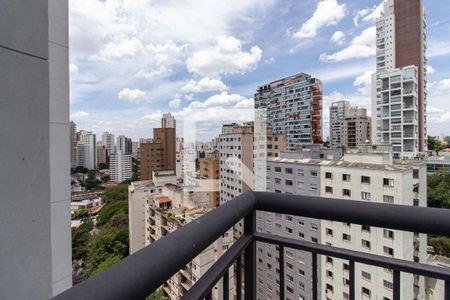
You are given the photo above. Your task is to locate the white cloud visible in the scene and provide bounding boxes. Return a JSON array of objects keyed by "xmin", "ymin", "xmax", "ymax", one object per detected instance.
[
  {"xmin": 428, "ymin": 41, "xmax": 450, "ymax": 58},
  {"xmin": 169, "ymin": 98, "xmax": 181, "ymax": 108},
  {"xmin": 182, "ymin": 77, "xmax": 228, "ymax": 93},
  {"xmin": 134, "ymin": 66, "xmax": 169, "ymax": 79},
  {"xmin": 188, "ymin": 91, "xmax": 250, "ymax": 109},
  {"xmin": 427, "ymin": 65, "xmax": 436, "ymax": 75},
  {"xmin": 71, "ymin": 111, "xmax": 89, "ymax": 118},
  {"xmin": 353, "ymin": 2, "xmax": 384, "ymax": 25},
  {"xmin": 234, "ymin": 98, "xmax": 254, "ymax": 108},
  {"xmin": 293, "ymin": 0, "xmax": 347, "ymax": 39},
  {"xmin": 320, "ymin": 26, "xmax": 375, "ymax": 62},
  {"xmin": 91, "ymin": 37, "xmax": 145, "ymax": 61},
  {"xmin": 118, "ymin": 88, "xmax": 146, "ymax": 103},
  {"xmin": 69, "ymin": 63, "xmax": 79, "ymax": 73},
  {"xmin": 186, "ymin": 36, "xmax": 262, "ymax": 77},
  {"xmin": 353, "ymin": 70, "xmax": 374, "ymax": 96},
  {"xmin": 330, "ymin": 31, "xmax": 345, "ymax": 45}
]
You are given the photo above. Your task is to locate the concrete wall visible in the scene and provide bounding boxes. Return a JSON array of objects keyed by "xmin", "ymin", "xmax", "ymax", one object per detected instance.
[{"xmin": 0, "ymin": 1, "xmax": 71, "ymax": 298}]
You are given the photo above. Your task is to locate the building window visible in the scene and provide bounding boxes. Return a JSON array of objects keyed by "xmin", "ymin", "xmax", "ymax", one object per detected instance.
[
  {"xmin": 362, "ymin": 225, "xmax": 371, "ymax": 233},
  {"xmin": 383, "ymin": 195, "xmax": 394, "ymax": 203},
  {"xmin": 327, "ymin": 270, "xmax": 333, "ymax": 278},
  {"xmin": 326, "ymin": 228, "xmax": 333, "ymax": 236},
  {"xmin": 274, "ymin": 167, "xmax": 282, "ymax": 173},
  {"xmin": 383, "ymin": 246, "xmax": 394, "ymax": 256},
  {"xmin": 362, "ymin": 287, "xmax": 371, "ymax": 297},
  {"xmin": 343, "ymin": 234, "xmax": 351, "ymax": 241},
  {"xmin": 361, "ymin": 239, "xmax": 371, "ymax": 249},
  {"xmin": 298, "ymin": 232, "xmax": 304, "ymax": 239},
  {"xmin": 343, "ymin": 174, "xmax": 351, "ymax": 182},
  {"xmin": 343, "ymin": 263, "xmax": 349, "ymax": 271},
  {"xmin": 384, "ymin": 280, "xmax": 393, "ymax": 290},
  {"xmin": 325, "ymin": 186, "xmax": 333, "ymax": 194},
  {"xmin": 362, "ymin": 271, "xmax": 371, "ymax": 281},
  {"xmin": 326, "ymin": 284, "xmax": 334, "ymax": 293},
  {"xmin": 311, "ymin": 237, "xmax": 318, "ymax": 243},
  {"xmin": 299, "ymin": 282, "xmax": 305, "ymax": 291},
  {"xmin": 343, "ymin": 189, "xmax": 351, "ymax": 197},
  {"xmin": 298, "ymin": 220, "xmax": 304, "ymax": 226},
  {"xmin": 361, "ymin": 176, "xmax": 371, "ymax": 184},
  {"xmin": 383, "ymin": 178, "xmax": 394, "ymax": 187},
  {"xmin": 298, "ymin": 169, "xmax": 304, "ymax": 176},
  {"xmin": 310, "ymin": 183, "xmax": 318, "ymax": 191},
  {"xmin": 310, "ymin": 170, "xmax": 318, "ymax": 177},
  {"xmin": 275, "ymin": 178, "xmax": 281, "ymax": 184},
  {"xmin": 361, "ymin": 192, "xmax": 371, "ymax": 200},
  {"xmin": 297, "ymin": 181, "xmax": 305, "ymax": 189},
  {"xmin": 286, "ymin": 286, "xmax": 294, "ymax": 294},
  {"xmin": 285, "ymin": 180, "xmax": 293, "ymax": 186},
  {"xmin": 325, "ymin": 172, "xmax": 333, "ymax": 179},
  {"xmin": 383, "ymin": 229, "xmax": 394, "ymax": 239},
  {"xmin": 311, "ymin": 224, "xmax": 319, "ymax": 231},
  {"xmin": 286, "ymin": 227, "xmax": 293, "ymax": 234},
  {"xmin": 286, "ymin": 216, "xmax": 293, "ymax": 222},
  {"xmin": 285, "ymin": 168, "xmax": 293, "ymax": 174},
  {"xmin": 326, "ymin": 256, "xmax": 333, "ymax": 264}
]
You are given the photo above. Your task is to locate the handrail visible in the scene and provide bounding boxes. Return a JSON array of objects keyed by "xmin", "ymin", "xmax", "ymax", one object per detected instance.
[{"xmin": 53, "ymin": 192, "xmax": 450, "ymax": 300}]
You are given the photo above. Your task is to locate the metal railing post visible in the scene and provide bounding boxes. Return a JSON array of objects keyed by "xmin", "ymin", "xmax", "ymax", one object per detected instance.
[{"xmin": 244, "ymin": 210, "xmax": 256, "ymax": 300}]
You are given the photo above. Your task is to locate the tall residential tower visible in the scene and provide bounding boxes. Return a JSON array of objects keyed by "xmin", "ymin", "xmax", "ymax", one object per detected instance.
[{"xmin": 372, "ymin": 0, "xmax": 427, "ymax": 158}]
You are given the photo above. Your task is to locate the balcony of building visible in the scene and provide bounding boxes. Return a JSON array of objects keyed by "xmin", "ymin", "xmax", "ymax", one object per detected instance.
[{"xmin": 53, "ymin": 192, "xmax": 450, "ymax": 300}]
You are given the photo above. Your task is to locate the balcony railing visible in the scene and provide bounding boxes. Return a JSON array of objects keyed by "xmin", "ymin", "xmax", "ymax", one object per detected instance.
[{"xmin": 53, "ymin": 192, "xmax": 450, "ymax": 300}]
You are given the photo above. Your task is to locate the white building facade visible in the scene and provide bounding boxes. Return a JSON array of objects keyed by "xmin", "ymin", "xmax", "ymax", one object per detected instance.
[{"xmin": 110, "ymin": 150, "xmax": 132, "ymax": 183}]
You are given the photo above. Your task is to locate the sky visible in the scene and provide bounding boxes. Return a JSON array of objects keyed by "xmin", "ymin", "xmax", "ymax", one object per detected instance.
[{"xmin": 69, "ymin": 0, "xmax": 450, "ymax": 142}]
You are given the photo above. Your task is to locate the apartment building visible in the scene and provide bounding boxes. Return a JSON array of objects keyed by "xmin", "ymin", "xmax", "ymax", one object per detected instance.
[
  {"xmin": 329, "ymin": 100, "xmax": 351, "ymax": 148},
  {"xmin": 110, "ymin": 150, "xmax": 132, "ymax": 183},
  {"xmin": 372, "ymin": 0, "xmax": 427, "ymax": 158},
  {"xmin": 255, "ymin": 73, "xmax": 323, "ymax": 149},
  {"xmin": 96, "ymin": 144, "xmax": 108, "ymax": 166},
  {"xmin": 262, "ymin": 146, "xmax": 427, "ymax": 300},
  {"xmin": 339, "ymin": 108, "xmax": 371, "ymax": 149},
  {"xmin": 102, "ymin": 131, "xmax": 115, "ymax": 156},
  {"xmin": 77, "ymin": 130, "xmax": 96, "ymax": 170},
  {"xmin": 141, "ymin": 116, "xmax": 176, "ymax": 180},
  {"xmin": 70, "ymin": 121, "xmax": 78, "ymax": 168},
  {"xmin": 162, "ymin": 112, "xmax": 176, "ymax": 129},
  {"xmin": 199, "ymin": 151, "xmax": 220, "ymax": 207},
  {"xmin": 425, "ymin": 255, "xmax": 450, "ymax": 300},
  {"xmin": 128, "ymin": 172, "xmax": 232, "ymax": 300}
]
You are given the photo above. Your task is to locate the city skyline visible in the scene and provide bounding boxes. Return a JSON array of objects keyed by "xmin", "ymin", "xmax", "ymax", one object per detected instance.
[{"xmin": 69, "ymin": 0, "xmax": 450, "ymax": 141}]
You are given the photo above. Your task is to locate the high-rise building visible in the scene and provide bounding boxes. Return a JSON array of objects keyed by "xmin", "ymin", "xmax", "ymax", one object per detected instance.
[
  {"xmin": 161, "ymin": 112, "xmax": 176, "ymax": 129},
  {"xmin": 102, "ymin": 131, "xmax": 115, "ymax": 156},
  {"xmin": 116, "ymin": 135, "xmax": 127, "ymax": 154},
  {"xmin": 110, "ymin": 150, "xmax": 132, "ymax": 183},
  {"xmin": 126, "ymin": 138, "xmax": 133, "ymax": 155},
  {"xmin": 0, "ymin": 1, "xmax": 72, "ymax": 297},
  {"xmin": 372, "ymin": 0, "xmax": 427, "ymax": 158},
  {"xmin": 199, "ymin": 151, "xmax": 220, "ymax": 207},
  {"xmin": 255, "ymin": 73, "xmax": 323, "ymax": 149},
  {"xmin": 329, "ymin": 100, "xmax": 351, "ymax": 148},
  {"xmin": 77, "ymin": 130, "xmax": 96, "ymax": 170},
  {"xmin": 96, "ymin": 144, "xmax": 108, "ymax": 167},
  {"xmin": 261, "ymin": 146, "xmax": 427, "ymax": 300},
  {"xmin": 70, "ymin": 121, "xmax": 78, "ymax": 168},
  {"xmin": 339, "ymin": 108, "xmax": 371, "ymax": 149},
  {"xmin": 141, "ymin": 115, "xmax": 176, "ymax": 180}
]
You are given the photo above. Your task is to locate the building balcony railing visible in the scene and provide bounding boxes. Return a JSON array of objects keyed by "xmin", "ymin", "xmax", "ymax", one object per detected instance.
[{"xmin": 53, "ymin": 192, "xmax": 450, "ymax": 300}]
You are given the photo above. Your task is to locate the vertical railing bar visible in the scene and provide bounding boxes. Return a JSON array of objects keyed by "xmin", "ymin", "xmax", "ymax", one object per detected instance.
[
  {"xmin": 393, "ymin": 269, "xmax": 401, "ymax": 300},
  {"xmin": 223, "ymin": 271, "xmax": 229, "ymax": 300},
  {"xmin": 278, "ymin": 245, "xmax": 285, "ymax": 300},
  {"xmin": 445, "ymin": 280, "xmax": 450, "ymax": 300},
  {"xmin": 312, "ymin": 252, "xmax": 318, "ymax": 300},
  {"xmin": 236, "ymin": 255, "xmax": 242, "ymax": 300},
  {"xmin": 244, "ymin": 211, "xmax": 256, "ymax": 300},
  {"xmin": 349, "ymin": 260, "xmax": 355, "ymax": 300},
  {"xmin": 205, "ymin": 290, "xmax": 212, "ymax": 300}
]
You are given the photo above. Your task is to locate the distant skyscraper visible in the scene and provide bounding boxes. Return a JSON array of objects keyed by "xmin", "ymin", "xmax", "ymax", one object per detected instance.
[
  {"xmin": 339, "ymin": 108, "xmax": 371, "ymax": 149},
  {"xmin": 96, "ymin": 144, "xmax": 108, "ymax": 167},
  {"xmin": 372, "ymin": 0, "xmax": 427, "ymax": 158},
  {"xmin": 116, "ymin": 135, "xmax": 127, "ymax": 153},
  {"xmin": 141, "ymin": 114, "xmax": 176, "ymax": 180},
  {"xmin": 110, "ymin": 150, "xmax": 132, "ymax": 183},
  {"xmin": 70, "ymin": 121, "xmax": 78, "ymax": 168},
  {"xmin": 255, "ymin": 73, "xmax": 323, "ymax": 149},
  {"xmin": 77, "ymin": 130, "xmax": 96, "ymax": 169},
  {"xmin": 329, "ymin": 100, "xmax": 351, "ymax": 148},
  {"xmin": 102, "ymin": 131, "xmax": 115, "ymax": 156},
  {"xmin": 161, "ymin": 112, "xmax": 176, "ymax": 129}
]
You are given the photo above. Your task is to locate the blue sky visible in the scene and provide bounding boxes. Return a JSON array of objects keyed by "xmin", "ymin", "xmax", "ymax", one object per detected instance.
[{"xmin": 69, "ymin": 0, "xmax": 450, "ymax": 141}]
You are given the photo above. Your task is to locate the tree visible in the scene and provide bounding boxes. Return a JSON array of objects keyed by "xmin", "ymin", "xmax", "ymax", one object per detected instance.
[
  {"xmin": 98, "ymin": 200, "xmax": 128, "ymax": 225},
  {"xmin": 427, "ymin": 169, "xmax": 450, "ymax": 209},
  {"xmin": 83, "ymin": 170, "xmax": 101, "ymax": 190},
  {"xmin": 146, "ymin": 290, "xmax": 169, "ymax": 300},
  {"xmin": 91, "ymin": 255, "xmax": 122, "ymax": 276},
  {"xmin": 428, "ymin": 136, "xmax": 443, "ymax": 154},
  {"xmin": 101, "ymin": 175, "xmax": 110, "ymax": 183},
  {"xmin": 98, "ymin": 162, "xmax": 109, "ymax": 170},
  {"xmin": 429, "ymin": 236, "xmax": 450, "ymax": 257},
  {"xmin": 72, "ymin": 166, "xmax": 89, "ymax": 174},
  {"xmin": 102, "ymin": 184, "xmax": 129, "ymax": 204},
  {"xmin": 72, "ymin": 209, "xmax": 89, "ymax": 220},
  {"xmin": 72, "ymin": 219, "xmax": 94, "ymax": 261}
]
